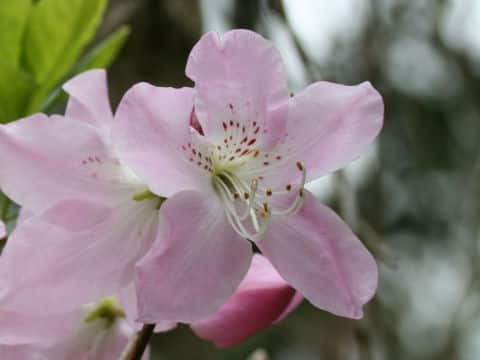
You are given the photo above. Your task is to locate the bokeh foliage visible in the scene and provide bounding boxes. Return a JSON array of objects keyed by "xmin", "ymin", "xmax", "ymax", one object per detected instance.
[{"xmin": 0, "ymin": 0, "xmax": 129, "ymax": 123}]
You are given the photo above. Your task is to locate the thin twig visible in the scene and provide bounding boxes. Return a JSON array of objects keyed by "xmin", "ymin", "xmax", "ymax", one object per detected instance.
[{"xmin": 120, "ymin": 323, "xmax": 155, "ymax": 360}]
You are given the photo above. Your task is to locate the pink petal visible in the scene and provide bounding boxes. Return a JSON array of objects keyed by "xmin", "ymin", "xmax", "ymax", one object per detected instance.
[
  {"xmin": 0, "ymin": 200, "xmax": 159, "ymax": 316},
  {"xmin": 0, "ymin": 220, "xmax": 5, "ymax": 239},
  {"xmin": 112, "ymin": 83, "xmax": 208, "ymax": 197},
  {"xmin": 284, "ymin": 81, "xmax": 383, "ymax": 182},
  {"xmin": 0, "ymin": 345, "xmax": 49, "ymax": 360},
  {"xmin": 0, "ymin": 114, "xmax": 130, "ymax": 213},
  {"xmin": 63, "ymin": 69, "xmax": 113, "ymax": 128},
  {"xmin": 258, "ymin": 191, "xmax": 378, "ymax": 319},
  {"xmin": 135, "ymin": 190, "xmax": 252, "ymax": 323},
  {"xmin": 274, "ymin": 292, "xmax": 304, "ymax": 324},
  {"xmin": 191, "ymin": 254, "xmax": 301, "ymax": 348},
  {"xmin": 0, "ymin": 308, "xmax": 76, "ymax": 347},
  {"xmin": 119, "ymin": 283, "xmax": 175, "ymax": 333},
  {"xmin": 87, "ymin": 320, "xmax": 148, "ymax": 360},
  {"xmin": 186, "ymin": 30, "xmax": 289, "ymax": 148}
]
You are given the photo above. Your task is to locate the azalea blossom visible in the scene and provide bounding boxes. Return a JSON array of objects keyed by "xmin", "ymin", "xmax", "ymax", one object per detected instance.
[
  {"xmin": 0, "ymin": 220, "xmax": 5, "ymax": 239},
  {"xmin": 191, "ymin": 254, "xmax": 303, "ymax": 347},
  {"xmin": 0, "ymin": 296, "xmax": 149, "ymax": 360},
  {"xmin": 0, "ymin": 70, "xmax": 186, "ymax": 319},
  {"xmin": 111, "ymin": 29, "xmax": 383, "ymax": 322}
]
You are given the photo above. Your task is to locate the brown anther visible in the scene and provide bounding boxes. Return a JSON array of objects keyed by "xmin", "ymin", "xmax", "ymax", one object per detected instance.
[
  {"xmin": 244, "ymin": 192, "xmax": 250, "ymax": 200},
  {"xmin": 299, "ymin": 188, "xmax": 305, "ymax": 197},
  {"xmin": 286, "ymin": 184, "xmax": 292, "ymax": 191},
  {"xmin": 253, "ymin": 150, "xmax": 260, "ymax": 158},
  {"xmin": 263, "ymin": 203, "xmax": 269, "ymax": 212},
  {"xmin": 296, "ymin": 161, "xmax": 304, "ymax": 171},
  {"xmin": 233, "ymin": 192, "xmax": 240, "ymax": 199},
  {"xmin": 266, "ymin": 189, "xmax": 272, "ymax": 196}
]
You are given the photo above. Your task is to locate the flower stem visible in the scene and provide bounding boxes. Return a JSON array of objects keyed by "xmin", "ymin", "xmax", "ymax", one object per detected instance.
[{"xmin": 120, "ymin": 323, "xmax": 155, "ymax": 360}]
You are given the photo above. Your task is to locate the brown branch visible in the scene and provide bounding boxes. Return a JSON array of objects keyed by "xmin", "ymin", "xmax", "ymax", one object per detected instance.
[{"xmin": 120, "ymin": 323, "xmax": 155, "ymax": 360}]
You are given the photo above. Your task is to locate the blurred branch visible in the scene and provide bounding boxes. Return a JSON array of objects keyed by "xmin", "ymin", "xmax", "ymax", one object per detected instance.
[
  {"xmin": 120, "ymin": 323, "xmax": 155, "ymax": 360},
  {"xmin": 266, "ymin": 0, "xmax": 319, "ymax": 80}
]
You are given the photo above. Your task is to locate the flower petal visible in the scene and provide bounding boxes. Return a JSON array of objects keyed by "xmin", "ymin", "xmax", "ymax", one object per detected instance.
[
  {"xmin": 135, "ymin": 190, "xmax": 252, "ymax": 323},
  {"xmin": 190, "ymin": 254, "xmax": 300, "ymax": 348},
  {"xmin": 0, "ymin": 114, "xmax": 132, "ymax": 212},
  {"xmin": 284, "ymin": 81, "xmax": 383, "ymax": 182},
  {"xmin": 112, "ymin": 83, "xmax": 208, "ymax": 197},
  {"xmin": 118, "ymin": 283, "xmax": 175, "ymax": 333},
  {"xmin": 186, "ymin": 30, "xmax": 289, "ymax": 148},
  {"xmin": 0, "ymin": 309, "xmax": 76, "ymax": 347},
  {"xmin": 63, "ymin": 69, "xmax": 113, "ymax": 128},
  {"xmin": 258, "ymin": 191, "xmax": 378, "ymax": 319},
  {"xmin": 0, "ymin": 199, "xmax": 158, "ymax": 315},
  {"xmin": 0, "ymin": 220, "xmax": 5, "ymax": 239}
]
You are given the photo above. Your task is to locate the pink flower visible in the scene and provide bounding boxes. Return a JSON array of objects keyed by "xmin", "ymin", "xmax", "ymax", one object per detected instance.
[
  {"xmin": 0, "ymin": 220, "xmax": 5, "ymax": 239},
  {"xmin": 191, "ymin": 254, "xmax": 303, "ymax": 348},
  {"xmin": 0, "ymin": 296, "xmax": 150, "ymax": 360},
  {"xmin": 0, "ymin": 70, "xmax": 190, "ymax": 319},
  {"xmin": 112, "ymin": 30, "xmax": 383, "ymax": 322}
]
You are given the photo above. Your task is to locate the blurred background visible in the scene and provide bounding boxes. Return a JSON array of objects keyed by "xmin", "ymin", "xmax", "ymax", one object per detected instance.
[
  {"xmin": 93, "ymin": 0, "xmax": 480, "ymax": 359},
  {"xmin": 7, "ymin": 0, "xmax": 480, "ymax": 359}
]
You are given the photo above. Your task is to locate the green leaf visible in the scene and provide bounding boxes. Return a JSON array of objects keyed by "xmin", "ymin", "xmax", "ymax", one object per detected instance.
[
  {"xmin": 23, "ymin": 0, "xmax": 107, "ymax": 114},
  {"xmin": 77, "ymin": 25, "xmax": 130, "ymax": 72},
  {"xmin": 0, "ymin": 59, "xmax": 35, "ymax": 123},
  {"xmin": 39, "ymin": 26, "xmax": 130, "ymax": 114},
  {"xmin": 0, "ymin": 0, "xmax": 32, "ymax": 66}
]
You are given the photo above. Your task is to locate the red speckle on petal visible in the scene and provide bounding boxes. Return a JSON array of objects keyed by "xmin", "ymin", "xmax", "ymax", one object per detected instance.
[
  {"xmin": 222, "ymin": 122, "xmax": 227, "ymax": 131},
  {"xmin": 247, "ymin": 138, "xmax": 257, "ymax": 146}
]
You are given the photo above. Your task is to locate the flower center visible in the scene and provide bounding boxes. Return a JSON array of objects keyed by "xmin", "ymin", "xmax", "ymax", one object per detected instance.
[{"xmin": 212, "ymin": 161, "xmax": 306, "ymax": 242}]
